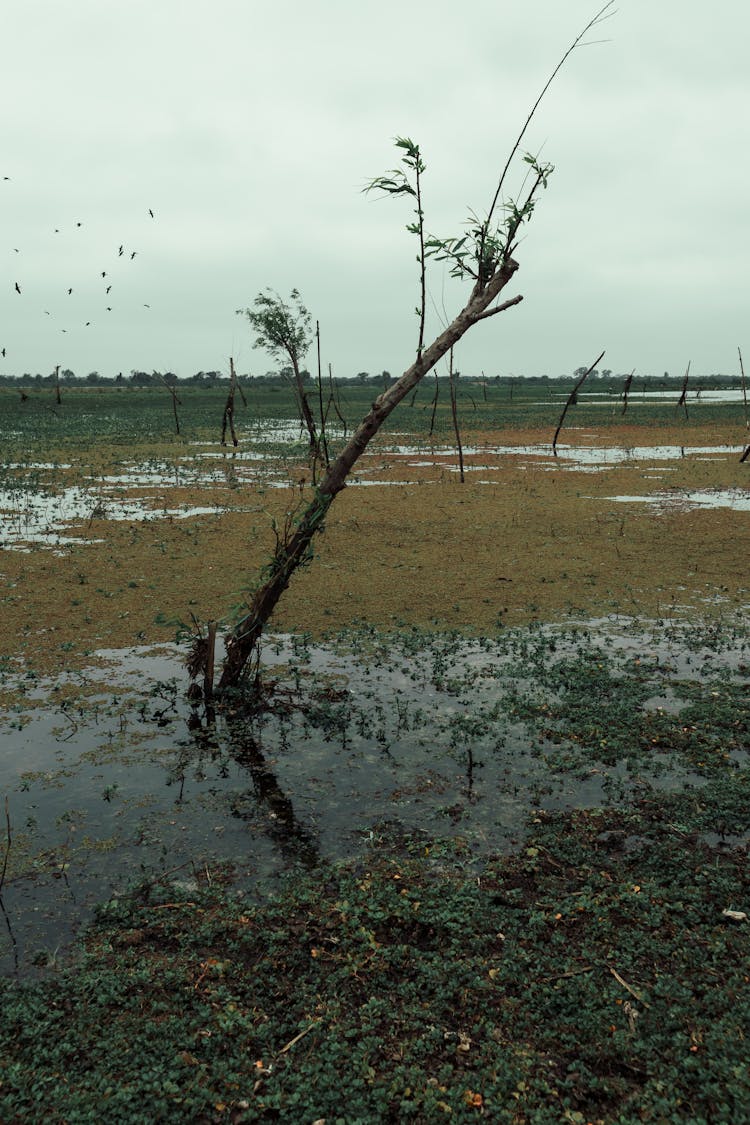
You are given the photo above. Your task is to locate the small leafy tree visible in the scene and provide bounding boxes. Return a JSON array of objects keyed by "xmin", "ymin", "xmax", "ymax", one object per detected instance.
[
  {"xmin": 202, "ymin": 3, "xmax": 614, "ymax": 695},
  {"xmin": 237, "ymin": 289, "xmax": 317, "ymax": 448}
]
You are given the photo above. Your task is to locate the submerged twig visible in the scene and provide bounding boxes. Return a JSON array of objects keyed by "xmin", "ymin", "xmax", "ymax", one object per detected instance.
[
  {"xmin": 609, "ymin": 965, "xmax": 651, "ymax": 1008},
  {"xmin": 0, "ymin": 796, "xmax": 10, "ymax": 895}
]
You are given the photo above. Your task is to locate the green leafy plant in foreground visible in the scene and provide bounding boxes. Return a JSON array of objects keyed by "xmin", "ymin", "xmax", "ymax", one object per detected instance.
[
  {"xmin": 0, "ymin": 785, "xmax": 748, "ymax": 1123},
  {"xmin": 503, "ymin": 642, "xmax": 750, "ymax": 779}
]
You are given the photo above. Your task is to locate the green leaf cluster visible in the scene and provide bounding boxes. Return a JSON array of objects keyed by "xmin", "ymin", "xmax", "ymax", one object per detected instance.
[{"xmin": 236, "ymin": 289, "xmax": 312, "ymax": 369}]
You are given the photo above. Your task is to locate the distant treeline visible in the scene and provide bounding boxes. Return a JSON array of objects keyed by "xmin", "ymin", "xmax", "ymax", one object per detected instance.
[{"xmin": 0, "ymin": 368, "xmax": 744, "ymax": 390}]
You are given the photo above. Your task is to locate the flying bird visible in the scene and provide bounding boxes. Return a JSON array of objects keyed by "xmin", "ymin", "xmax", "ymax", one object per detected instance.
[
  {"xmin": 101, "ymin": 271, "xmax": 107, "ymax": 278},
  {"xmin": 143, "ymin": 303, "xmax": 150, "ymax": 308},
  {"xmin": 118, "ymin": 245, "xmax": 124, "ymax": 256},
  {"xmin": 148, "ymin": 209, "xmax": 154, "ymax": 218},
  {"xmin": 67, "ymin": 288, "xmax": 73, "ymax": 294},
  {"xmin": 106, "ymin": 285, "xmax": 112, "ymax": 293},
  {"xmin": 1, "ymin": 347, "xmax": 6, "ymax": 357},
  {"xmin": 76, "ymin": 222, "xmax": 82, "ymax": 227},
  {"xmin": 130, "ymin": 251, "xmax": 136, "ymax": 259},
  {"xmin": 85, "ymin": 322, "xmax": 90, "ymax": 327},
  {"xmin": 14, "ymin": 282, "xmax": 20, "ymax": 293},
  {"xmin": 106, "ymin": 306, "xmax": 112, "ymax": 311}
]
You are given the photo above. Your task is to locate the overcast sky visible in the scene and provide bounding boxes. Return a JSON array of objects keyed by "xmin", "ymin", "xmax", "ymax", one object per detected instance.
[{"xmin": 2, "ymin": 1, "xmax": 748, "ymax": 382}]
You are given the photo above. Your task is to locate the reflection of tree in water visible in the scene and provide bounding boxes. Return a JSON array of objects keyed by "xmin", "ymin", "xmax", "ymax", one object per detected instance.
[{"xmin": 185, "ymin": 706, "xmax": 319, "ymax": 868}]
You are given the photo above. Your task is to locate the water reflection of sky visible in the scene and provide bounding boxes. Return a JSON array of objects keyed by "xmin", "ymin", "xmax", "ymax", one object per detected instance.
[
  {"xmin": 596, "ymin": 488, "xmax": 750, "ymax": 511},
  {"xmin": 1, "ymin": 618, "xmax": 747, "ymax": 977},
  {"xmin": 0, "ymin": 423, "xmax": 746, "ymax": 549}
]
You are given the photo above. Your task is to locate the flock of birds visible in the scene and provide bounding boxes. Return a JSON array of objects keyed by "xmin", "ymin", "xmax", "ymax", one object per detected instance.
[{"xmin": 3, "ymin": 177, "xmax": 155, "ymax": 363}]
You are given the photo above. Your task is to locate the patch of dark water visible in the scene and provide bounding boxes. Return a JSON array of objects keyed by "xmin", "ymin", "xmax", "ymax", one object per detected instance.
[{"xmin": 0, "ymin": 616, "xmax": 747, "ymax": 977}]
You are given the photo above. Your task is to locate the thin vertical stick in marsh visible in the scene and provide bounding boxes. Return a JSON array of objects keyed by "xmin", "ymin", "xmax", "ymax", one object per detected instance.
[
  {"xmin": 160, "ymin": 373, "xmax": 182, "ymax": 436},
  {"xmin": 428, "ymin": 371, "xmax": 440, "ymax": 438},
  {"xmin": 620, "ymin": 368, "xmax": 635, "ymax": 416},
  {"xmin": 221, "ymin": 357, "xmax": 239, "ymax": 447},
  {"xmin": 676, "ymin": 362, "xmax": 690, "ymax": 419},
  {"xmin": 739, "ymin": 346, "xmax": 749, "ymax": 433},
  {"xmin": 209, "ymin": 3, "xmax": 616, "ymax": 695},
  {"xmin": 740, "ymin": 341, "xmax": 750, "ymax": 459},
  {"xmin": 448, "ymin": 348, "xmax": 465, "ymax": 483},
  {"xmin": 203, "ymin": 620, "xmax": 217, "ymax": 700},
  {"xmin": 0, "ymin": 796, "xmax": 10, "ymax": 896},
  {"xmin": 552, "ymin": 352, "xmax": 606, "ymax": 455},
  {"xmin": 327, "ymin": 363, "xmax": 348, "ymax": 440},
  {"xmin": 0, "ymin": 795, "xmax": 17, "ymax": 975},
  {"xmin": 315, "ymin": 322, "xmax": 330, "ymax": 471}
]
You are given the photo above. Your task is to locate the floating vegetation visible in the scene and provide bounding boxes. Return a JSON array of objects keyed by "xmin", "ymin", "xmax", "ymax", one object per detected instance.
[{"xmin": 1, "ymin": 616, "xmax": 747, "ymax": 978}]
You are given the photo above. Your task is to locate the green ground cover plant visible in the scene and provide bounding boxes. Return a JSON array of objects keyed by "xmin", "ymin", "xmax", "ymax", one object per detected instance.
[
  {"xmin": 500, "ymin": 633, "xmax": 749, "ymax": 779},
  {"xmin": 0, "ymin": 787, "xmax": 748, "ymax": 1123}
]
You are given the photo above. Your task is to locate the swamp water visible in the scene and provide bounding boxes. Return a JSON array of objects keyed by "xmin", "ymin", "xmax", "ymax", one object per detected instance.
[
  {"xmin": 1, "ymin": 436, "xmax": 746, "ymax": 551},
  {"xmin": 1, "ymin": 616, "xmax": 747, "ymax": 978}
]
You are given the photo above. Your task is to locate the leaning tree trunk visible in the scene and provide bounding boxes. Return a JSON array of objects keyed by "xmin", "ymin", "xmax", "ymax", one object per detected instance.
[{"xmin": 218, "ymin": 259, "xmax": 522, "ymax": 691}]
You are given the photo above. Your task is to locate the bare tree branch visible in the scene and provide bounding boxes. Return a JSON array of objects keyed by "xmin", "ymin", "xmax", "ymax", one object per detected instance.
[{"xmin": 472, "ymin": 294, "xmax": 524, "ymax": 323}]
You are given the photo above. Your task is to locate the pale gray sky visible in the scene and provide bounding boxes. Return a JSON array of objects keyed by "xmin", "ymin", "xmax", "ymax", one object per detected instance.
[{"xmin": 2, "ymin": 1, "xmax": 748, "ymax": 381}]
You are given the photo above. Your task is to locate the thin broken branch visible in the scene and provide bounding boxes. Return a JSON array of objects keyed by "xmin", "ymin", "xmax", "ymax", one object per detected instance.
[{"xmin": 552, "ymin": 351, "xmax": 605, "ymax": 455}]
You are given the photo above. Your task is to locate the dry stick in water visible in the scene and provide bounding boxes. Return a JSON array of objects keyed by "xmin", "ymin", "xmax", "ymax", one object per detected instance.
[
  {"xmin": 221, "ymin": 357, "xmax": 239, "ymax": 447},
  {"xmin": 620, "ymin": 368, "xmax": 635, "ymax": 416},
  {"xmin": 552, "ymin": 351, "xmax": 605, "ymax": 456},
  {"xmin": 428, "ymin": 371, "xmax": 440, "ymax": 437},
  {"xmin": 448, "ymin": 347, "xmax": 465, "ymax": 482},
  {"xmin": 738, "ymin": 347, "xmax": 750, "ymax": 460},
  {"xmin": 204, "ymin": 621, "xmax": 217, "ymax": 699},
  {"xmin": 160, "ymin": 374, "xmax": 182, "ymax": 436},
  {"xmin": 0, "ymin": 796, "xmax": 17, "ymax": 973},
  {"xmin": 0, "ymin": 796, "xmax": 10, "ymax": 895},
  {"xmin": 327, "ymin": 363, "xmax": 348, "ymax": 439},
  {"xmin": 739, "ymin": 346, "xmax": 749, "ymax": 432},
  {"xmin": 676, "ymin": 361, "xmax": 690, "ymax": 419},
  {"xmin": 315, "ymin": 321, "xmax": 330, "ymax": 471}
]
